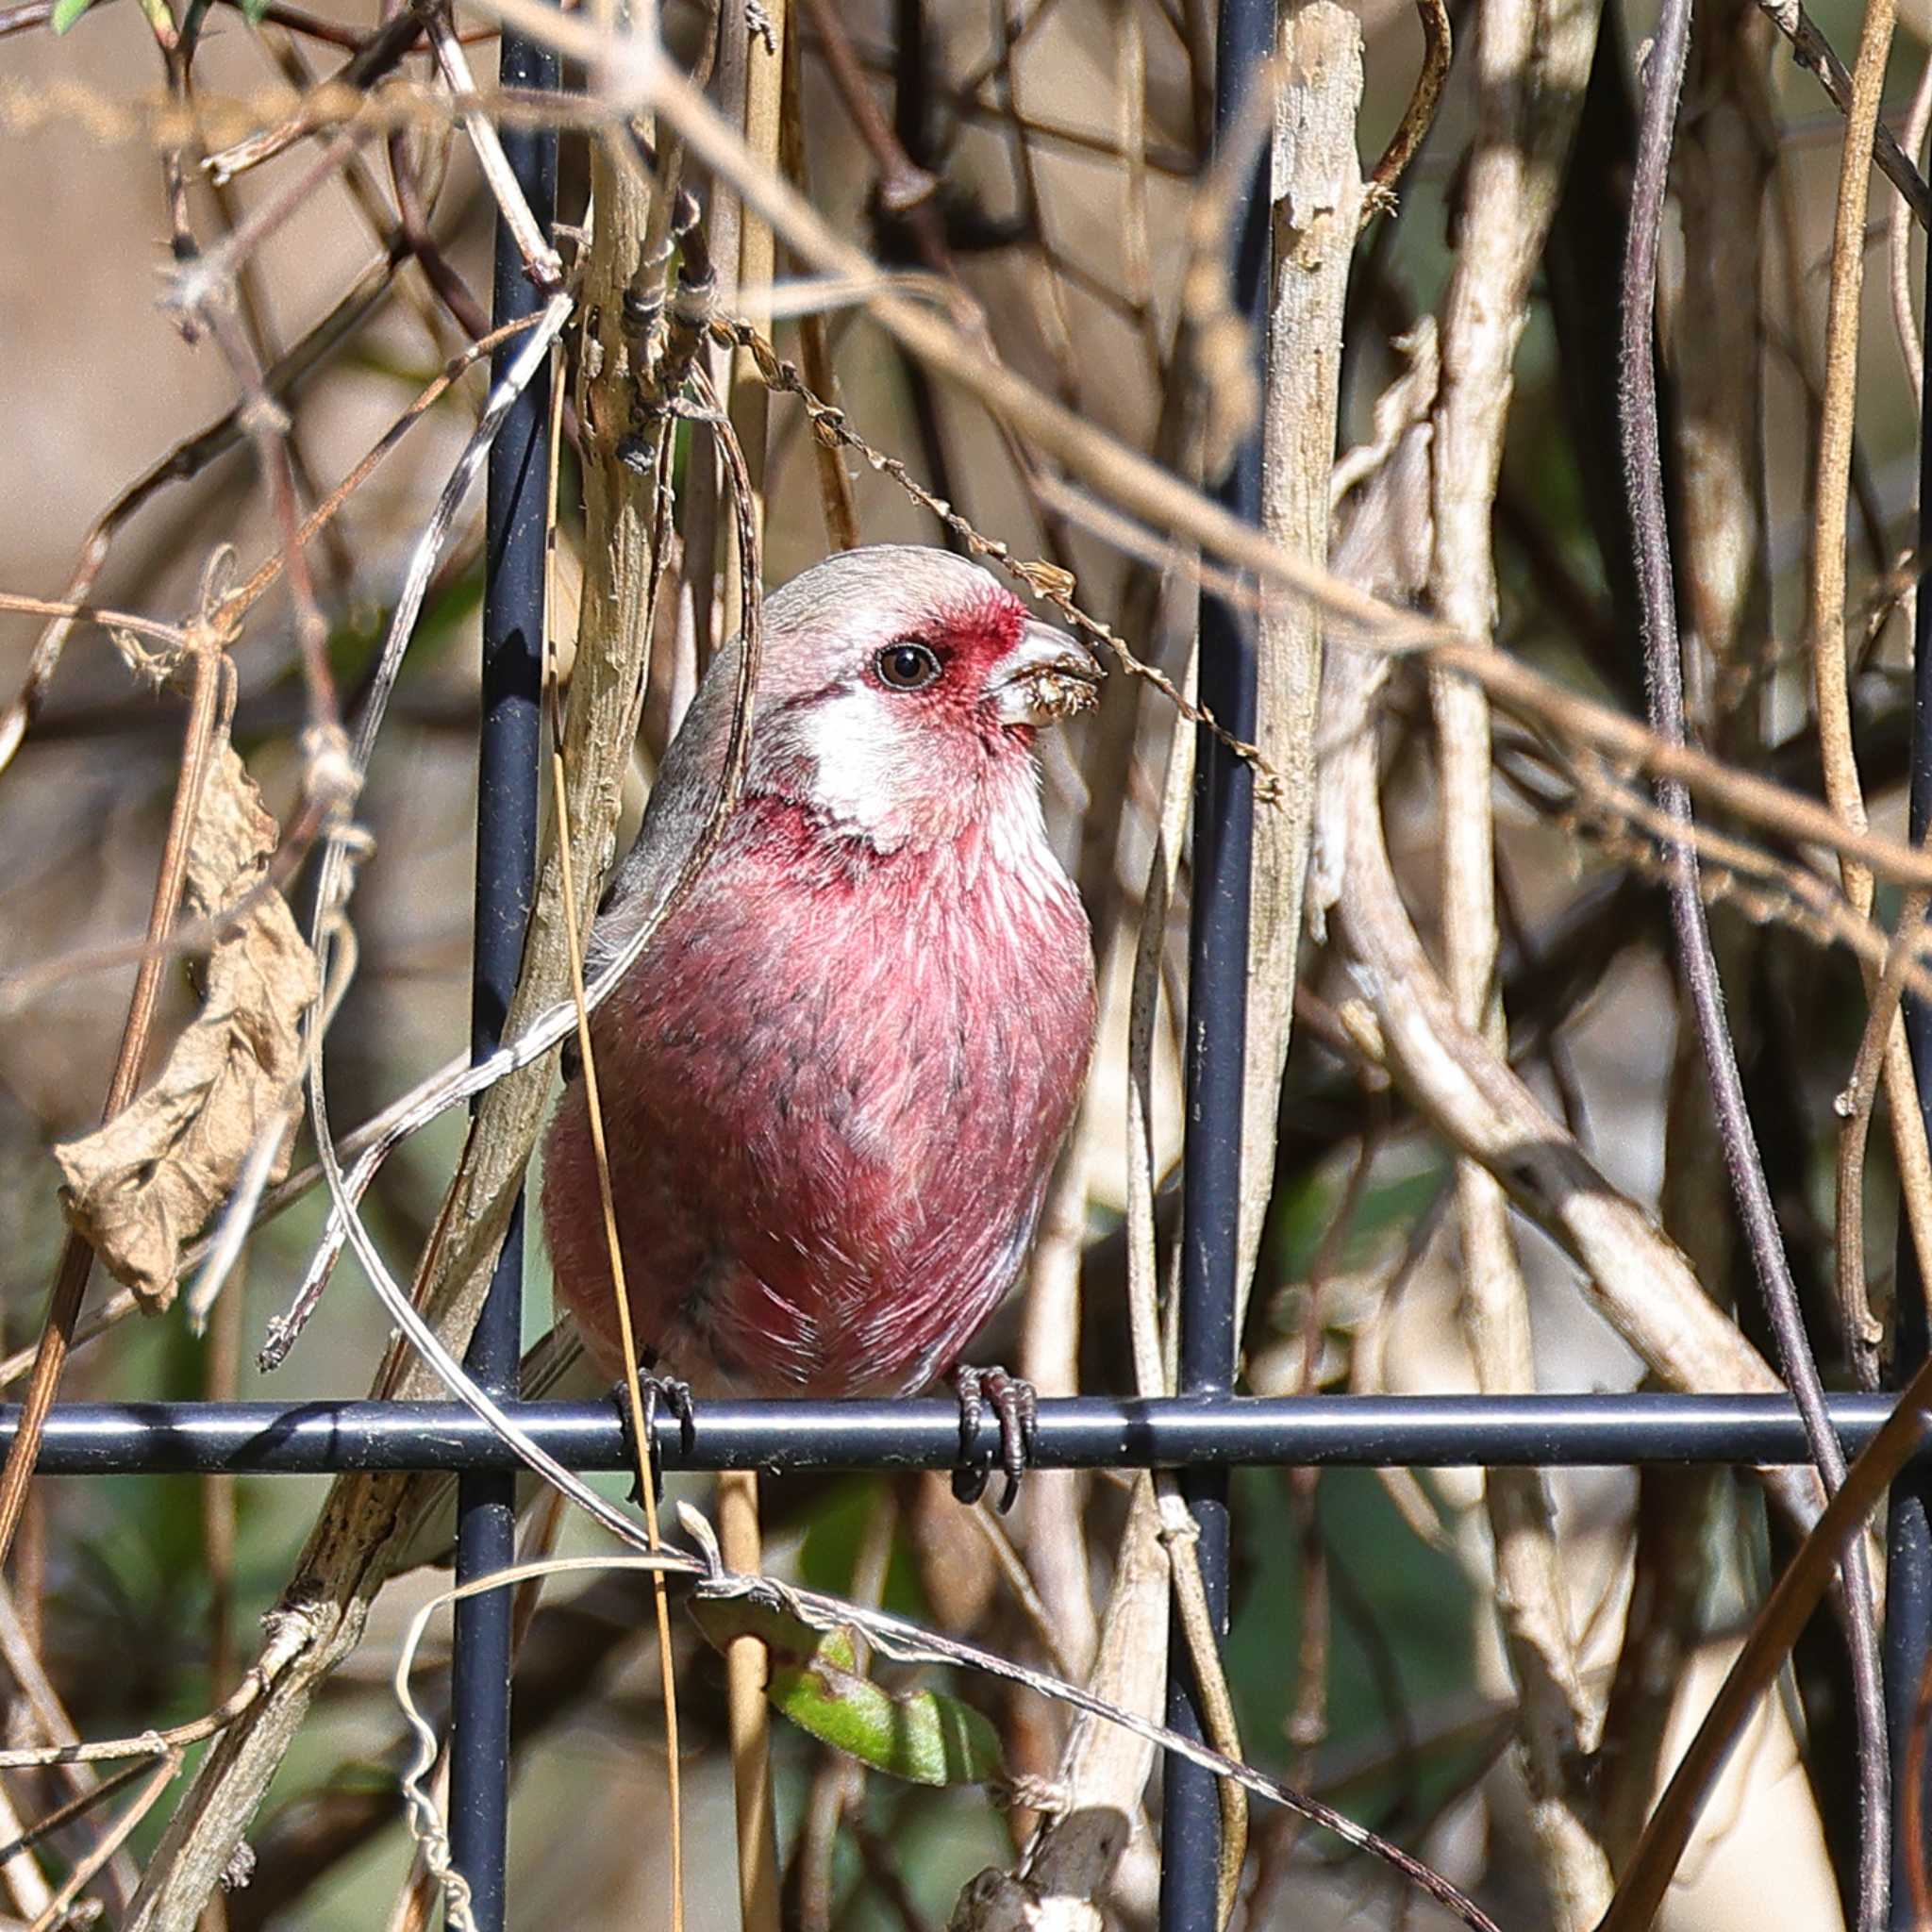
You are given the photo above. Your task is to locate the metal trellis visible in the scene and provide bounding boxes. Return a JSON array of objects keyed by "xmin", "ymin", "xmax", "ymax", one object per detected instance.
[
  {"xmin": 1160, "ymin": 0, "xmax": 1270, "ymax": 1924},
  {"xmin": 453, "ymin": 16, "xmax": 558, "ymax": 1925}
]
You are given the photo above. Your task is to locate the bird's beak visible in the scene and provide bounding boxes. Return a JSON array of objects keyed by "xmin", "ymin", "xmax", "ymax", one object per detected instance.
[{"xmin": 990, "ymin": 621, "xmax": 1104, "ymax": 727}]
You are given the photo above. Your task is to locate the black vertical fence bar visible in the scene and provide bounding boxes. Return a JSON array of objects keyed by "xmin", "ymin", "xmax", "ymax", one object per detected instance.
[
  {"xmin": 449, "ymin": 25, "xmax": 558, "ymax": 1930},
  {"xmin": 1886, "ymin": 231, "xmax": 1932, "ymax": 1928},
  {"xmin": 1158, "ymin": 0, "xmax": 1268, "ymax": 1924}
]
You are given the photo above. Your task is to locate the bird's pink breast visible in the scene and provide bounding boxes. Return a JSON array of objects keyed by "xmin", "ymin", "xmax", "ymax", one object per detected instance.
[{"xmin": 541, "ymin": 790, "xmax": 1095, "ymax": 1397}]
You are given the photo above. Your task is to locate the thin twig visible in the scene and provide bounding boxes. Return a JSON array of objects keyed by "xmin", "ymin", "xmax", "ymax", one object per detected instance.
[
  {"xmin": 427, "ymin": 5, "xmax": 561, "ymax": 289},
  {"xmin": 1837, "ymin": 887, "xmax": 1930, "ymax": 1386},
  {"xmin": 0, "ymin": 248, "xmax": 400, "ymax": 778},
  {"xmin": 225, "ymin": 311, "xmax": 539, "ymax": 620},
  {"xmin": 0, "ymin": 0, "xmax": 375, "ymax": 44},
  {"xmin": 1620, "ymin": 2, "xmax": 1890, "ymax": 1924},
  {"xmin": 713, "ymin": 18, "xmax": 784, "ymax": 1927},
  {"xmin": 1754, "ymin": 0, "xmax": 1932, "ymax": 228},
  {"xmin": 0, "ymin": 1759, "xmax": 158, "ymax": 1872},
  {"xmin": 196, "ymin": 296, "xmax": 341, "ymax": 740},
  {"xmin": 0, "ymin": 593, "xmax": 192, "ymax": 651},
  {"xmin": 0, "ymin": 1580, "xmax": 140, "ymax": 1910},
  {"xmin": 1604, "ymin": 1349, "xmax": 1932, "ymax": 1930},
  {"xmin": 387, "ymin": 107, "xmax": 489, "ymax": 340},
  {"xmin": 178, "ymin": 121, "xmax": 386, "ymax": 325},
  {"xmin": 200, "ymin": 0, "xmax": 437, "ymax": 182},
  {"xmin": 0, "ymin": 1607, "xmax": 311, "ymax": 1771},
  {"xmin": 1888, "ymin": 42, "xmax": 1932, "ymax": 408},
  {"xmin": 1362, "ymin": 0, "xmax": 1450, "ymax": 220},
  {"xmin": 25, "ymin": 1753, "xmax": 179, "ymax": 1932}
]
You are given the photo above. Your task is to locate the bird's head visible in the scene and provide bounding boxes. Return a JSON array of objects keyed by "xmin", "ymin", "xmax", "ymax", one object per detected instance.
[{"xmin": 744, "ymin": 545, "xmax": 1102, "ymax": 852}]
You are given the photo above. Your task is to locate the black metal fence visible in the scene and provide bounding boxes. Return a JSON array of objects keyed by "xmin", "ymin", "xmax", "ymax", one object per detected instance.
[{"xmin": 8, "ymin": 2, "xmax": 1930, "ymax": 1928}]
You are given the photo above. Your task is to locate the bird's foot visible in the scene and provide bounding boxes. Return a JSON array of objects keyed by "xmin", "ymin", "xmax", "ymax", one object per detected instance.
[
  {"xmin": 951, "ymin": 1365, "xmax": 1038, "ymax": 1514},
  {"xmin": 609, "ymin": 1369, "xmax": 696, "ymax": 1507}
]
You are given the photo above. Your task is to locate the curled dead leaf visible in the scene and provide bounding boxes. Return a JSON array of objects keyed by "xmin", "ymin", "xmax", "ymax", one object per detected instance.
[{"xmin": 55, "ymin": 737, "xmax": 318, "ymax": 1310}]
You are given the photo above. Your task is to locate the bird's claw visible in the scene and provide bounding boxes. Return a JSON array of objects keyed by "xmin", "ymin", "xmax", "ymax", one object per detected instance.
[
  {"xmin": 610, "ymin": 1369, "xmax": 696, "ymax": 1507},
  {"xmin": 952, "ymin": 1365, "xmax": 1038, "ymax": 1513}
]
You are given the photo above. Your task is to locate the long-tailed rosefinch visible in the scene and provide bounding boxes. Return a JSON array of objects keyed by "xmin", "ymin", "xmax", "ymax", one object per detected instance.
[{"xmin": 541, "ymin": 546, "xmax": 1098, "ymax": 1497}]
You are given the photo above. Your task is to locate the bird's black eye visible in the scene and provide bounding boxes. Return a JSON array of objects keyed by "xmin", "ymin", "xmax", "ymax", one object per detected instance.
[{"xmin": 874, "ymin": 640, "xmax": 942, "ymax": 691}]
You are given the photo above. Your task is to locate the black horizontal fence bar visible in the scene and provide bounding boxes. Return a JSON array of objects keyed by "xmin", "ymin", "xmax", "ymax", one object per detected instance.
[{"xmin": 12, "ymin": 1394, "xmax": 1920, "ymax": 1475}]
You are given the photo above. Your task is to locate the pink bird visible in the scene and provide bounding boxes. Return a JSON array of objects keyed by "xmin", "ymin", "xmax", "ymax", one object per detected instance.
[{"xmin": 541, "ymin": 546, "xmax": 1099, "ymax": 1506}]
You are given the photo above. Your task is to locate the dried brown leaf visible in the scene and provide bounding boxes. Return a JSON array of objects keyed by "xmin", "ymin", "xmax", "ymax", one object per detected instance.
[{"xmin": 55, "ymin": 739, "xmax": 318, "ymax": 1309}]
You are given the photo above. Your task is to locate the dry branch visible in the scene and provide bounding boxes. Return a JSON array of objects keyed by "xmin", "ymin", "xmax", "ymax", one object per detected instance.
[
  {"xmin": 1423, "ymin": 0, "xmax": 1611, "ymax": 1910},
  {"xmin": 1238, "ymin": 0, "xmax": 1360, "ymax": 1310}
]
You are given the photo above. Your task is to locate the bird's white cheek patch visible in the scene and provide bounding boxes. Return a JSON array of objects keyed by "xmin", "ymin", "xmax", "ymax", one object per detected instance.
[
  {"xmin": 984, "ymin": 765, "xmax": 1060, "ymax": 902},
  {"xmin": 796, "ymin": 688, "xmax": 916, "ymax": 848}
]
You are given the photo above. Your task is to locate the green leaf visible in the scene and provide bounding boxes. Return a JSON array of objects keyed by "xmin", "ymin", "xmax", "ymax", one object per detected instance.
[
  {"xmin": 238, "ymin": 0, "xmax": 270, "ymax": 24},
  {"xmin": 50, "ymin": 0, "xmax": 95, "ymax": 33},
  {"xmin": 690, "ymin": 1598, "xmax": 1004, "ymax": 1788}
]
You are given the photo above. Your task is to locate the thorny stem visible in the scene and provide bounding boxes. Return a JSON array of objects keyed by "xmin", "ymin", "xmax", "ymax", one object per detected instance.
[{"xmin": 1619, "ymin": 0, "xmax": 1890, "ymax": 1925}]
